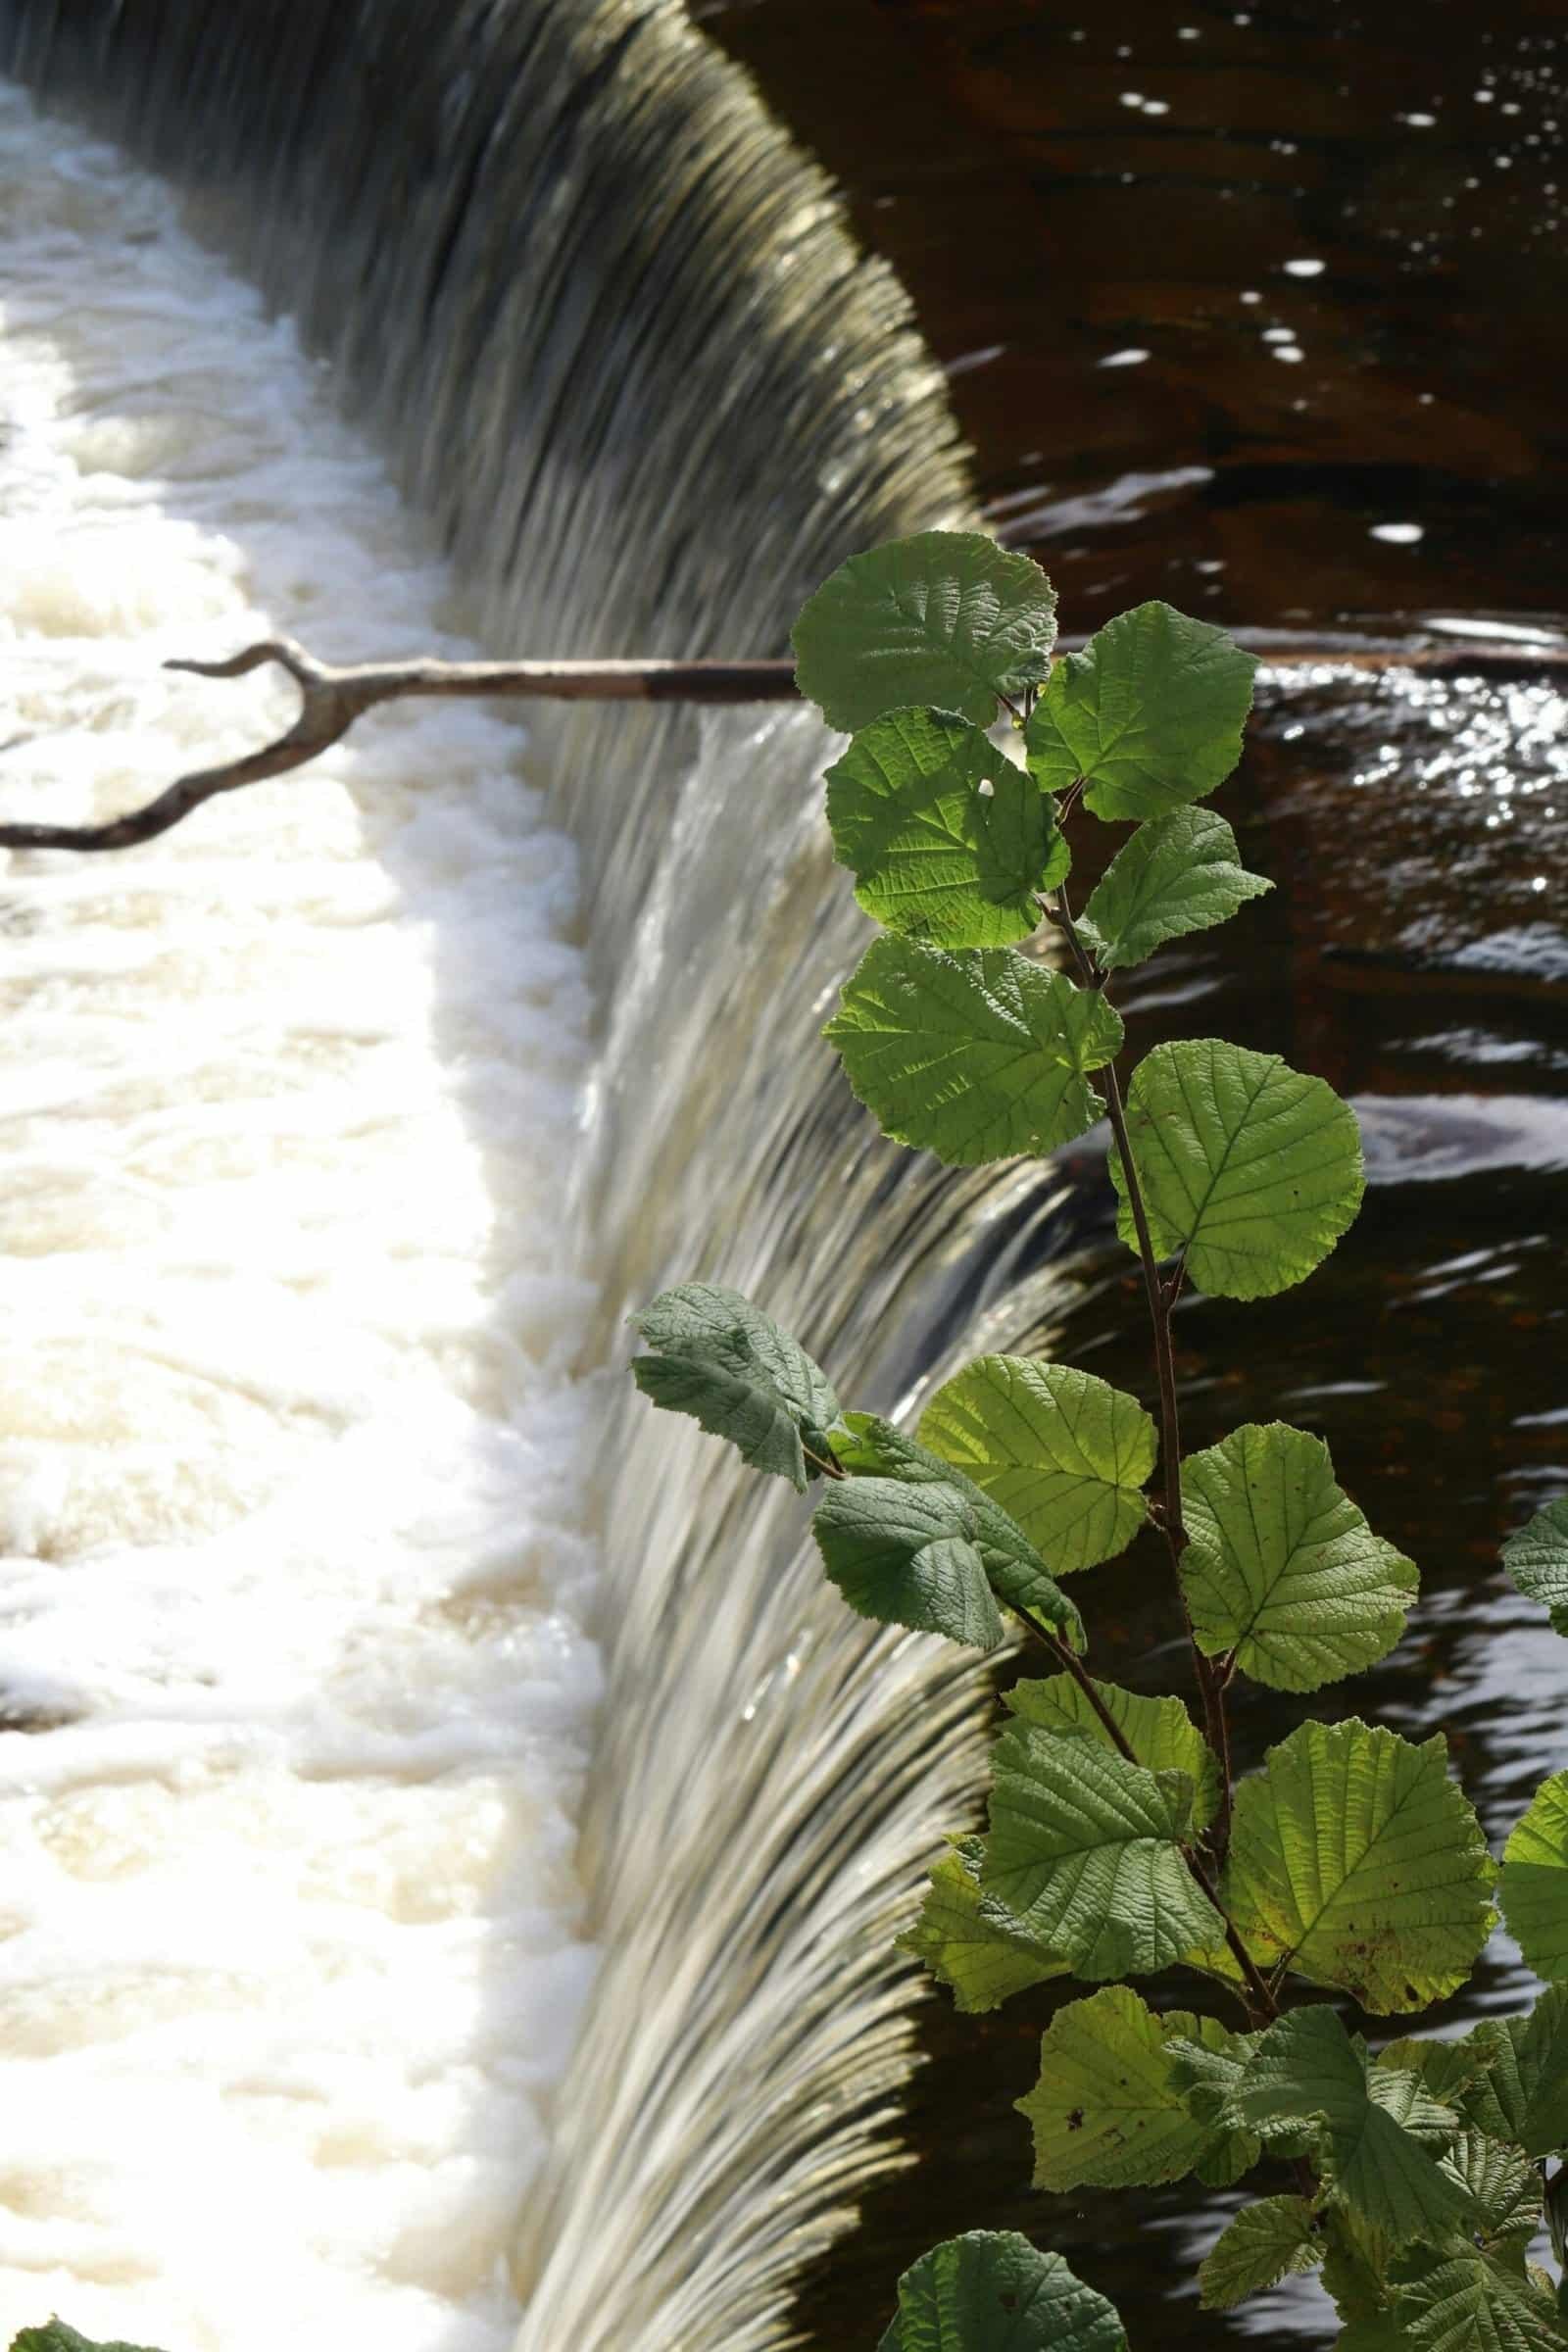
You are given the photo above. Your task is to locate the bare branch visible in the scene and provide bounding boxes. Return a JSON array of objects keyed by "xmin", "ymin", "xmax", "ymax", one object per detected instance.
[
  {"xmin": 1, "ymin": 628, "xmax": 1562, "ymax": 857},
  {"xmin": 0, "ymin": 640, "xmax": 801, "ymax": 854}
]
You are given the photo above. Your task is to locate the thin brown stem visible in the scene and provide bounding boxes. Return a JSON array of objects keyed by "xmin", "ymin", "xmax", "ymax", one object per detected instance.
[
  {"xmin": 1016, "ymin": 1608, "xmax": 1274, "ymax": 2028},
  {"xmin": 1051, "ymin": 874, "xmax": 1236, "ymax": 1862},
  {"xmin": 802, "ymin": 1444, "xmax": 847, "ymax": 1482}
]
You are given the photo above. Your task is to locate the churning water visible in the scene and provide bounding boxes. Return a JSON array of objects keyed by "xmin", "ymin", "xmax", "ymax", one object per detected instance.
[
  {"xmin": 0, "ymin": 2, "xmax": 991, "ymax": 2345},
  {"xmin": 0, "ymin": 86, "xmax": 603, "ymax": 2352}
]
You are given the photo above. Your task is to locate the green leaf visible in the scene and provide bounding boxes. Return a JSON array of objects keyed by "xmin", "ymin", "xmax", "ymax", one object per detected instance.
[
  {"xmin": 1502, "ymin": 1500, "xmax": 1568, "ymax": 1636},
  {"xmin": 1181, "ymin": 1422, "xmax": 1418, "ymax": 1691},
  {"xmin": 811, "ymin": 1476, "xmax": 1006, "ymax": 1649},
  {"xmin": 1018, "ymin": 1986, "xmax": 1258, "ymax": 2191},
  {"xmin": 1232, "ymin": 2007, "xmax": 1475, "ymax": 2246},
  {"xmin": 630, "ymin": 1283, "xmax": 839, "ymax": 1492},
  {"xmin": 1441, "ymin": 2131, "xmax": 1544, "ymax": 2253},
  {"xmin": 833, "ymin": 1413, "xmax": 1086, "ymax": 1645},
  {"xmin": 10, "ymin": 2331, "xmax": 170, "ymax": 2352},
  {"xmin": 1005, "ymin": 1674, "xmax": 1220, "ymax": 1834},
  {"xmin": 1221, "ymin": 1718, "xmax": 1496, "ymax": 2012},
  {"xmin": 794, "ymin": 533, "xmax": 1058, "ymax": 735},
  {"xmin": 899, "ymin": 1836, "xmax": 1066, "ymax": 2012},
  {"xmin": 1077, "ymin": 808, "xmax": 1272, "ymax": 972},
  {"xmin": 1465, "ymin": 1987, "xmax": 1568, "ymax": 2157},
  {"xmin": 1322, "ymin": 2205, "xmax": 1399, "ymax": 2330},
  {"xmin": 1384, "ymin": 2243, "xmax": 1568, "ymax": 2350},
  {"xmin": 879, "ymin": 2230, "xmax": 1127, "ymax": 2352},
  {"xmin": 825, "ymin": 708, "xmax": 1064, "ymax": 948},
  {"xmin": 982, "ymin": 1722, "xmax": 1223, "ymax": 1978},
  {"xmin": 1199, "ymin": 2195, "xmax": 1320, "ymax": 2312},
  {"xmin": 826, "ymin": 937, "xmax": 1123, "ymax": 1168},
  {"xmin": 1110, "ymin": 1039, "xmax": 1365, "ymax": 1299},
  {"xmin": 919, "ymin": 1355, "xmax": 1155, "ymax": 1574},
  {"xmin": 1023, "ymin": 601, "xmax": 1256, "ymax": 820},
  {"xmin": 1501, "ymin": 1773, "xmax": 1568, "ymax": 1981}
]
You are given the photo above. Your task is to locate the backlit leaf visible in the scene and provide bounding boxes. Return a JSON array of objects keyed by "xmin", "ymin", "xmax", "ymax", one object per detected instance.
[
  {"xmin": 826, "ymin": 707, "xmax": 1065, "ymax": 947},
  {"xmin": 1018, "ymin": 1986, "xmax": 1257, "ymax": 2191},
  {"xmin": 1221, "ymin": 1718, "xmax": 1496, "ymax": 2012},
  {"xmin": 1502, "ymin": 1500, "xmax": 1568, "ymax": 1637},
  {"xmin": 1181, "ymin": 1422, "xmax": 1417, "ymax": 1691},
  {"xmin": 1005, "ymin": 1674, "xmax": 1220, "ymax": 1834},
  {"xmin": 833, "ymin": 1413, "xmax": 1086, "ymax": 1644},
  {"xmin": 1077, "ymin": 808, "xmax": 1272, "ymax": 971},
  {"xmin": 795, "ymin": 531, "xmax": 1058, "ymax": 732},
  {"xmin": 1023, "ymin": 602, "xmax": 1256, "ymax": 821},
  {"xmin": 1109, "ymin": 1038, "xmax": 1365, "ymax": 1299},
  {"xmin": 920, "ymin": 1355, "xmax": 1155, "ymax": 1573},
  {"xmin": 982, "ymin": 1722, "xmax": 1223, "ymax": 1979},
  {"xmin": 630, "ymin": 1283, "xmax": 839, "ymax": 1492},
  {"xmin": 878, "ymin": 2230, "xmax": 1127, "ymax": 2352},
  {"xmin": 1501, "ymin": 1774, "xmax": 1568, "ymax": 1982},
  {"xmin": 899, "ymin": 1836, "xmax": 1066, "ymax": 2013},
  {"xmin": 826, "ymin": 937, "xmax": 1123, "ymax": 1167},
  {"xmin": 1199, "ymin": 2195, "xmax": 1320, "ymax": 2312},
  {"xmin": 811, "ymin": 1476, "xmax": 1005, "ymax": 1649}
]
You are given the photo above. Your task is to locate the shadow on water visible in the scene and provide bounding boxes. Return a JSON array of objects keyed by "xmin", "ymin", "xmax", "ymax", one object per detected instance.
[{"xmin": 691, "ymin": 2, "xmax": 1568, "ymax": 2340}]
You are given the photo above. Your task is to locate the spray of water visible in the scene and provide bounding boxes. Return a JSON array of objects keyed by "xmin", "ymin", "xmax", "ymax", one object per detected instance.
[{"xmin": 0, "ymin": 86, "xmax": 600, "ymax": 2352}]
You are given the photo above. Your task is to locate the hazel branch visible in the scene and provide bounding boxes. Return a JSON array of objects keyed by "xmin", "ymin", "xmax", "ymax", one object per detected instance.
[{"xmin": 1, "ymin": 629, "xmax": 1561, "ymax": 856}]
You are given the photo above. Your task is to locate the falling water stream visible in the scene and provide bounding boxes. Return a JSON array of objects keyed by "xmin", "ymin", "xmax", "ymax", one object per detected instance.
[{"xmin": 0, "ymin": 2, "xmax": 1566, "ymax": 2348}]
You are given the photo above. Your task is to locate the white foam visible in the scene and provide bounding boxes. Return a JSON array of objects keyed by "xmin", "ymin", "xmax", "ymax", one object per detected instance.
[{"xmin": 0, "ymin": 82, "xmax": 601, "ymax": 2352}]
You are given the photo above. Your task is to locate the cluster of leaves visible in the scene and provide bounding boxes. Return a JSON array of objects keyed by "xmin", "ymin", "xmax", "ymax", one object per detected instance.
[{"xmin": 633, "ymin": 532, "xmax": 1568, "ymax": 2348}]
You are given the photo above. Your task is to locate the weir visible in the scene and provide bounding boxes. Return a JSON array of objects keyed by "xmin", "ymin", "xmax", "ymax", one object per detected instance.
[{"xmin": 0, "ymin": 5, "xmax": 1067, "ymax": 2346}]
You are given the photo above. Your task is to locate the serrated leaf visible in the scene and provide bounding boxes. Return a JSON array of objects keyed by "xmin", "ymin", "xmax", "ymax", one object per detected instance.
[
  {"xmin": 833, "ymin": 1413, "xmax": 1086, "ymax": 1645},
  {"xmin": 1323, "ymin": 2205, "xmax": 1398, "ymax": 2329},
  {"xmin": 1501, "ymin": 1774, "xmax": 1568, "ymax": 1981},
  {"xmin": 1232, "ymin": 2007, "xmax": 1475, "ymax": 2246},
  {"xmin": 812, "ymin": 1476, "xmax": 1006, "ymax": 1649},
  {"xmin": 1005, "ymin": 1674, "xmax": 1220, "ymax": 1834},
  {"xmin": 982, "ymin": 1722, "xmax": 1223, "ymax": 1979},
  {"xmin": 795, "ymin": 531, "xmax": 1059, "ymax": 733},
  {"xmin": 1110, "ymin": 1038, "xmax": 1365, "ymax": 1300},
  {"xmin": 919, "ymin": 1355, "xmax": 1155, "ymax": 1574},
  {"xmin": 1018, "ymin": 1985, "xmax": 1258, "ymax": 2191},
  {"xmin": 1023, "ymin": 601, "xmax": 1256, "ymax": 820},
  {"xmin": 1181, "ymin": 1422, "xmax": 1418, "ymax": 1691},
  {"xmin": 1475, "ymin": 1988, "xmax": 1568, "ymax": 2157},
  {"xmin": 825, "ymin": 708, "xmax": 1065, "ymax": 948},
  {"xmin": 826, "ymin": 937, "xmax": 1123, "ymax": 1168},
  {"xmin": 1502, "ymin": 1500, "xmax": 1568, "ymax": 1637},
  {"xmin": 1199, "ymin": 2195, "xmax": 1320, "ymax": 2311},
  {"xmin": 1221, "ymin": 1718, "xmax": 1496, "ymax": 2012},
  {"xmin": 630, "ymin": 1283, "xmax": 839, "ymax": 1492},
  {"xmin": 1077, "ymin": 808, "xmax": 1272, "ymax": 971},
  {"xmin": 1442, "ymin": 2132, "xmax": 1544, "ymax": 2251},
  {"xmin": 11, "ymin": 2330, "xmax": 170, "ymax": 2352},
  {"xmin": 899, "ymin": 1836, "xmax": 1066, "ymax": 2012},
  {"xmin": 879, "ymin": 2230, "xmax": 1128, "ymax": 2352},
  {"xmin": 1385, "ymin": 2243, "xmax": 1568, "ymax": 2351}
]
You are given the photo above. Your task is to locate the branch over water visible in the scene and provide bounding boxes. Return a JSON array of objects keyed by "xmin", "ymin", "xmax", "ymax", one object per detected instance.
[{"xmin": 1, "ymin": 630, "xmax": 1561, "ymax": 854}]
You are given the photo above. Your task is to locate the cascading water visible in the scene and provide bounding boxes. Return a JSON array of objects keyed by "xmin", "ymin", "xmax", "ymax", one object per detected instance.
[
  {"xmin": 0, "ymin": 85, "xmax": 604, "ymax": 2351},
  {"xmin": 0, "ymin": 5, "xmax": 1053, "ymax": 2347}
]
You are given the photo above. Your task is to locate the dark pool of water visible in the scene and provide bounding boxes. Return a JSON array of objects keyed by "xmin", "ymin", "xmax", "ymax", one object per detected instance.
[{"xmin": 696, "ymin": 3, "xmax": 1568, "ymax": 2342}]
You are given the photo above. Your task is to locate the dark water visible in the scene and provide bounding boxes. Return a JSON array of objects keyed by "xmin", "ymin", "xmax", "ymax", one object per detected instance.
[{"xmin": 699, "ymin": 4, "xmax": 1568, "ymax": 2342}]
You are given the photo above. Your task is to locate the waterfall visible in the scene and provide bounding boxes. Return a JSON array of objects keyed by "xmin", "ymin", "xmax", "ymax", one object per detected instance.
[{"xmin": 0, "ymin": 6, "xmax": 1074, "ymax": 2346}]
